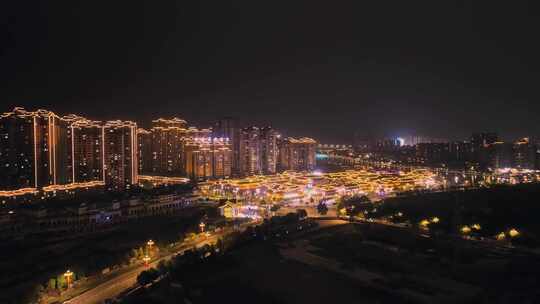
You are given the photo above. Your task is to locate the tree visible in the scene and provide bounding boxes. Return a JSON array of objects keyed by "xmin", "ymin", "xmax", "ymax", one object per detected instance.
[
  {"xmin": 137, "ymin": 247, "xmax": 145, "ymax": 258},
  {"xmin": 270, "ymin": 205, "xmax": 280, "ymax": 212},
  {"xmin": 21, "ymin": 284, "xmax": 44, "ymax": 304},
  {"xmin": 56, "ymin": 274, "xmax": 66, "ymax": 289},
  {"xmin": 137, "ymin": 270, "xmax": 153, "ymax": 286},
  {"xmin": 337, "ymin": 195, "xmax": 373, "ymax": 217},
  {"xmin": 137, "ymin": 268, "xmax": 160, "ymax": 286},
  {"xmin": 216, "ymin": 238, "xmax": 225, "ymax": 253},
  {"xmin": 157, "ymin": 260, "xmax": 169, "ymax": 275},
  {"xmin": 48, "ymin": 278, "xmax": 57, "ymax": 290},
  {"xmin": 296, "ymin": 209, "xmax": 308, "ymax": 219},
  {"xmin": 317, "ymin": 202, "xmax": 328, "ymax": 216}
]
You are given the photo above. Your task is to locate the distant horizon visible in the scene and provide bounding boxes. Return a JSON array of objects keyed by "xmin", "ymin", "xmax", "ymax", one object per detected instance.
[
  {"xmin": 2, "ymin": 105, "xmax": 531, "ymax": 144},
  {"xmin": 3, "ymin": 2, "xmax": 540, "ymax": 143}
]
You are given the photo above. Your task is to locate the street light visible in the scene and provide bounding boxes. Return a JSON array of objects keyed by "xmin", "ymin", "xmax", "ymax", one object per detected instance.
[
  {"xmin": 461, "ymin": 225, "xmax": 472, "ymax": 234},
  {"xmin": 64, "ymin": 270, "xmax": 74, "ymax": 289},
  {"xmin": 419, "ymin": 219, "xmax": 430, "ymax": 226},
  {"xmin": 199, "ymin": 222, "xmax": 206, "ymax": 233},
  {"xmin": 509, "ymin": 228, "xmax": 520, "ymax": 238},
  {"xmin": 143, "ymin": 255, "xmax": 151, "ymax": 267},
  {"xmin": 146, "ymin": 239, "xmax": 155, "ymax": 256}
]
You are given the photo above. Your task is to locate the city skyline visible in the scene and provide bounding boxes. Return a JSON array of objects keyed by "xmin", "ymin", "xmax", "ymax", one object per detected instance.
[
  {"xmin": 3, "ymin": 2, "xmax": 540, "ymax": 143},
  {"xmin": 0, "ymin": 106, "xmax": 317, "ymax": 196},
  {"xmin": 3, "ymin": 3, "xmax": 540, "ymax": 304},
  {"xmin": 0, "ymin": 105, "xmax": 535, "ymax": 145}
]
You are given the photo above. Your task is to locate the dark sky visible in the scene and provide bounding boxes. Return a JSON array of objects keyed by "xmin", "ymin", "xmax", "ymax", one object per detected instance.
[{"xmin": 1, "ymin": 1, "xmax": 539, "ymax": 143}]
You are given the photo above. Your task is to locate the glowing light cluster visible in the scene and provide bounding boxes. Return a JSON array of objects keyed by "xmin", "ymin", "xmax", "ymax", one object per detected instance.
[
  {"xmin": 0, "ymin": 188, "xmax": 39, "ymax": 197},
  {"xmin": 138, "ymin": 175, "xmax": 190, "ymax": 185},
  {"xmin": 42, "ymin": 181, "xmax": 105, "ymax": 192},
  {"xmin": 198, "ymin": 168, "xmax": 439, "ymax": 204}
]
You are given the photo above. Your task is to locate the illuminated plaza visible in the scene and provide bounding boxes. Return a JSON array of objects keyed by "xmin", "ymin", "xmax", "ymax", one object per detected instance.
[{"xmin": 197, "ymin": 168, "xmax": 440, "ymax": 205}]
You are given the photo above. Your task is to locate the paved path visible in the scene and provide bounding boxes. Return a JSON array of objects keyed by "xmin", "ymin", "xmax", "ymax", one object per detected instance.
[{"xmin": 64, "ymin": 233, "xmax": 222, "ymax": 304}]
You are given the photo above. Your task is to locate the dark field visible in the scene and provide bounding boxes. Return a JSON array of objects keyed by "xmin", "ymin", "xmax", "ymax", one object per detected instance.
[
  {"xmin": 0, "ymin": 207, "xmax": 208, "ymax": 303},
  {"xmin": 125, "ymin": 221, "xmax": 540, "ymax": 304}
]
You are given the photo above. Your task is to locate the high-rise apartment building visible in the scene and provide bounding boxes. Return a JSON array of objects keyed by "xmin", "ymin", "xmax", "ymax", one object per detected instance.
[
  {"xmin": 0, "ymin": 108, "xmax": 74, "ymax": 190},
  {"xmin": 487, "ymin": 142, "xmax": 513, "ymax": 169},
  {"xmin": 149, "ymin": 118, "xmax": 187, "ymax": 176},
  {"xmin": 513, "ymin": 138, "xmax": 535, "ymax": 169},
  {"xmin": 214, "ymin": 117, "xmax": 240, "ymax": 176},
  {"xmin": 70, "ymin": 118, "xmax": 104, "ymax": 183},
  {"xmin": 237, "ymin": 126, "xmax": 282, "ymax": 176},
  {"xmin": 137, "ymin": 128, "xmax": 152, "ymax": 175},
  {"xmin": 471, "ymin": 132, "xmax": 498, "ymax": 166},
  {"xmin": 278, "ymin": 137, "xmax": 317, "ymax": 172},
  {"xmin": 239, "ymin": 127, "xmax": 262, "ymax": 176},
  {"xmin": 103, "ymin": 120, "xmax": 138, "ymax": 191},
  {"xmin": 184, "ymin": 135, "xmax": 232, "ymax": 181},
  {"xmin": 259, "ymin": 127, "xmax": 279, "ymax": 175},
  {"xmin": 0, "ymin": 108, "xmax": 38, "ymax": 190},
  {"xmin": 212, "ymin": 137, "xmax": 233, "ymax": 179}
]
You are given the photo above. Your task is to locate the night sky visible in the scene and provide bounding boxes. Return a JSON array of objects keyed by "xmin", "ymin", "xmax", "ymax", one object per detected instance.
[{"xmin": 1, "ymin": 1, "xmax": 539, "ymax": 143}]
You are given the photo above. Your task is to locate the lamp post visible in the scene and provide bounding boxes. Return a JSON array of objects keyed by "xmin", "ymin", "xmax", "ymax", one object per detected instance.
[
  {"xmin": 146, "ymin": 239, "xmax": 155, "ymax": 256},
  {"xmin": 64, "ymin": 270, "xmax": 74, "ymax": 289},
  {"xmin": 199, "ymin": 222, "xmax": 206, "ymax": 233},
  {"xmin": 143, "ymin": 255, "xmax": 151, "ymax": 267}
]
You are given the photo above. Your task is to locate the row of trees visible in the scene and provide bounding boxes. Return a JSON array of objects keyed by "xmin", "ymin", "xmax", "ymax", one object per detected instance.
[
  {"xmin": 367, "ymin": 185, "xmax": 539, "ymax": 247},
  {"xmin": 135, "ymin": 211, "xmax": 313, "ymax": 289}
]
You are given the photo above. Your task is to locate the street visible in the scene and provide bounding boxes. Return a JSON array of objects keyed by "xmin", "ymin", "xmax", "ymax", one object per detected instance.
[{"xmin": 63, "ymin": 231, "xmax": 224, "ymax": 304}]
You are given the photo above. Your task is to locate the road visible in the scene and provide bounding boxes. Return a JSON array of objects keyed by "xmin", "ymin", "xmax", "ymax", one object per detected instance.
[
  {"xmin": 64, "ymin": 218, "xmax": 334, "ymax": 304},
  {"xmin": 64, "ymin": 232, "xmax": 224, "ymax": 304}
]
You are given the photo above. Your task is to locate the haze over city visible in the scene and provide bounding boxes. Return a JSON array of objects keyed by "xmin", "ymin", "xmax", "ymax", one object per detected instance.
[
  {"xmin": 2, "ymin": 2, "xmax": 540, "ymax": 304},
  {"xmin": 2, "ymin": 2, "xmax": 540, "ymax": 142}
]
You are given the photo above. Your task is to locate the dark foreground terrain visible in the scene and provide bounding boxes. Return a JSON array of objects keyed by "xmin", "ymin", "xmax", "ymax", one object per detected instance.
[{"xmin": 122, "ymin": 219, "xmax": 540, "ymax": 304}]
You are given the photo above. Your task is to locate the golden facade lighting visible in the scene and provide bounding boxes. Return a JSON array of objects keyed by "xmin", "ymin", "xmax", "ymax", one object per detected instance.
[
  {"xmin": 138, "ymin": 175, "xmax": 190, "ymax": 185},
  {"xmin": 70, "ymin": 118, "xmax": 104, "ymax": 183},
  {"xmin": 103, "ymin": 120, "xmax": 138, "ymax": 190},
  {"xmin": 198, "ymin": 168, "xmax": 439, "ymax": 203},
  {"xmin": 42, "ymin": 180, "xmax": 105, "ymax": 192},
  {"xmin": 0, "ymin": 188, "xmax": 39, "ymax": 197}
]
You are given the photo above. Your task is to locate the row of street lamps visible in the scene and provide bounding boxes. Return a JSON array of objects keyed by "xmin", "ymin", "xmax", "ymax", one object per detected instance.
[{"xmin": 62, "ymin": 221, "xmax": 207, "ymax": 291}]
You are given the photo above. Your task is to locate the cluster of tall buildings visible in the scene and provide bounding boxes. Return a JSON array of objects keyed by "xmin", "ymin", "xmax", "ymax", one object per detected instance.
[
  {"xmin": 358, "ymin": 132, "xmax": 540, "ymax": 170},
  {"xmin": 0, "ymin": 108, "xmax": 317, "ymax": 195},
  {"xmin": 0, "ymin": 108, "xmax": 138, "ymax": 193},
  {"xmin": 414, "ymin": 133, "xmax": 539, "ymax": 170}
]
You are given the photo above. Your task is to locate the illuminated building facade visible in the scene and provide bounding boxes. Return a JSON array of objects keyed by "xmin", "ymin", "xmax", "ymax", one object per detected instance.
[
  {"xmin": 184, "ymin": 136, "xmax": 232, "ymax": 180},
  {"xmin": 260, "ymin": 127, "xmax": 279, "ymax": 175},
  {"xmin": 1, "ymin": 107, "xmax": 321, "ymax": 197},
  {"xmin": 103, "ymin": 120, "xmax": 138, "ymax": 191},
  {"xmin": 512, "ymin": 138, "xmax": 535, "ymax": 169},
  {"xmin": 0, "ymin": 108, "xmax": 37, "ymax": 189},
  {"xmin": 239, "ymin": 127, "xmax": 262, "ymax": 176},
  {"xmin": 150, "ymin": 118, "xmax": 187, "ymax": 176},
  {"xmin": 70, "ymin": 118, "xmax": 104, "ymax": 182},
  {"xmin": 0, "ymin": 108, "xmax": 75, "ymax": 190},
  {"xmin": 184, "ymin": 137, "xmax": 213, "ymax": 180},
  {"xmin": 278, "ymin": 137, "xmax": 317, "ymax": 172},
  {"xmin": 33, "ymin": 109, "xmax": 76, "ymax": 187},
  {"xmin": 137, "ymin": 128, "xmax": 152, "ymax": 175},
  {"xmin": 471, "ymin": 132, "xmax": 498, "ymax": 165},
  {"xmin": 212, "ymin": 137, "xmax": 233, "ymax": 178},
  {"xmin": 488, "ymin": 142, "xmax": 513, "ymax": 169},
  {"xmin": 214, "ymin": 117, "xmax": 241, "ymax": 176}
]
